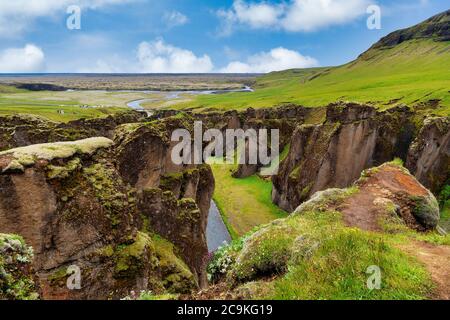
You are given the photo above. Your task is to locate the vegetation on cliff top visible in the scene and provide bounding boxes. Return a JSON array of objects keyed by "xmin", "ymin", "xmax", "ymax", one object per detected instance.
[{"xmin": 171, "ymin": 39, "xmax": 449, "ymax": 113}]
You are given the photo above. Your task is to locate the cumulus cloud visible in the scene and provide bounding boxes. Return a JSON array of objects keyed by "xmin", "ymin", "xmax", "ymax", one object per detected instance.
[
  {"xmin": 0, "ymin": 44, "xmax": 45, "ymax": 73},
  {"xmin": 218, "ymin": 0, "xmax": 282, "ymax": 32},
  {"xmin": 221, "ymin": 47, "xmax": 319, "ymax": 73},
  {"xmin": 217, "ymin": 0, "xmax": 372, "ymax": 35},
  {"xmin": 163, "ymin": 11, "xmax": 189, "ymax": 28},
  {"xmin": 0, "ymin": 0, "xmax": 135, "ymax": 37},
  {"xmin": 136, "ymin": 39, "xmax": 214, "ymax": 73}
]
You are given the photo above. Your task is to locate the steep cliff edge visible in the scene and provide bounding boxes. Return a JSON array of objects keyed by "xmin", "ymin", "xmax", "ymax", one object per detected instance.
[
  {"xmin": 272, "ymin": 103, "xmax": 448, "ymax": 212},
  {"xmin": 114, "ymin": 116, "xmax": 215, "ymax": 287},
  {"xmin": 406, "ymin": 117, "xmax": 449, "ymax": 194},
  {"xmin": 0, "ymin": 114, "xmax": 215, "ymax": 299}
]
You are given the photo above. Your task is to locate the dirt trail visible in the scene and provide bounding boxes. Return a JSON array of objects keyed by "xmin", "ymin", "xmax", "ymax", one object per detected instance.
[{"xmin": 400, "ymin": 241, "xmax": 450, "ymax": 300}]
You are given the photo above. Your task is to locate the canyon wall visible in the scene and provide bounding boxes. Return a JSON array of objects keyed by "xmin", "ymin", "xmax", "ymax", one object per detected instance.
[
  {"xmin": 0, "ymin": 114, "xmax": 214, "ymax": 299},
  {"xmin": 272, "ymin": 103, "xmax": 448, "ymax": 212}
]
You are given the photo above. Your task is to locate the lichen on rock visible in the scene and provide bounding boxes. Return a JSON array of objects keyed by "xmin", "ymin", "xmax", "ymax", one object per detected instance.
[{"xmin": 0, "ymin": 137, "xmax": 113, "ymax": 173}]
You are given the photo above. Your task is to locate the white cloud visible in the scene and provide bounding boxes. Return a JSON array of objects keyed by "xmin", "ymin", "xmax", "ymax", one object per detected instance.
[
  {"xmin": 70, "ymin": 38, "xmax": 215, "ymax": 73},
  {"xmin": 0, "ymin": 0, "xmax": 135, "ymax": 37},
  {"xmin": 221, "ymin": 47, "xmax": 319, "ymax": 73},
  {"xmin": 136, "ymin": 39, "xmax": 214, "ymax": 73},
  {"xmin": 163, "ymin": 11, "xmax": 189, "ymax": 28},
  {"xmin": 217, "ymin": 0, "xmax": 372, "ymax": 35},
  {"xmin": 0, "ymin": 44, "xmax": 45, "ymax": 73},
  {"xmin": 282, "ymin": 0, "xmax": 371, "ymax": 32}
]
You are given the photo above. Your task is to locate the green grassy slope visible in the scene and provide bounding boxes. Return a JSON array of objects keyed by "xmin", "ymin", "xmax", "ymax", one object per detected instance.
[
  {"xmin": 172, "ymin": 39, "xmax": 449, "ymax": 113},
  {"xmin": 172, "ymin": 11, "xmax": 450, "ymax": 113},
  {"xmin": 211, "ymin": 162, "xmax": 287, "ymax": 239}
]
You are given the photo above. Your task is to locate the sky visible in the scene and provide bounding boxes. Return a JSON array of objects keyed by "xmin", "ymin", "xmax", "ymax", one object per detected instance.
[{"xmin": 0, "ymin": 0, "xmax": 447, "ymax": 73}]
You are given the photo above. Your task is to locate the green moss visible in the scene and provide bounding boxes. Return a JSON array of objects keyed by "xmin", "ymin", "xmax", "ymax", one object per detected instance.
[
  {"xmin": 47, "ymin": 267, "xmax": 69, "ymax": 285},
  {"xmin": 114, "ymin": 232, "xmax": 157, "ymax": 277},
  {"xmin": 177, "ymin": 198, "xmax": 201, "ymax": 222},
  {"xmin": 83, "ymin": 163, "xmax": 133, "ymax": 227},
  {"xmin": 152, "ymin": 235, "xmax": 196, "ymax": 293},
  {"xmin": 159, "ymin": 172, "xmax": 184, "ymax": 191},
  {"xmin": 47, "ymin": 158, "xmax": 81, "ymax": 179},
  {"xmin": 212, "ymin": 166, "xmax": 445, "ymax": 300},
  {"xmin": 410, "ymin": 194, "xmax": 440, "ymax": 229},
  {"xmin": 97, "ymin": 245, "xmax": 115, "ymax": 258},
  {"xmin": 389, "ymin": 157, "xmax": 405, "ymax": 167},
  {"xmin": 0, "ymin": 137, "xmax": 113, "ymax": 170},
  {"xmin": 2, "ymin": 160, "xmax": 25, "ymax": 173},
  {"xmin": 232, "ymin": 223, "xmax": 299, "ymax": 282}
]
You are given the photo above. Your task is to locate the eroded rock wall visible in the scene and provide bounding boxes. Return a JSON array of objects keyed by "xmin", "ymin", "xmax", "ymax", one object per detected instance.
[
  {"xmin": 271, "ymin": 103, "xmax": 444, "ymax": 212},
  {"xmin": 406, "ymin": 117, "xmax": 450, "ymax": 194},
  {"xmin": 114, "ymin": 116, "xmax": 214, "ymax": 287},
  {"xmin": 0, "ymin": 114, "xmax": 216, "ymax": 299}
]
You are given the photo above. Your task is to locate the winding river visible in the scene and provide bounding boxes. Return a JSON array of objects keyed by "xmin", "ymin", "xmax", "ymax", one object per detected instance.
[
  {"xmin": 126, "ymin": 86, "xmax": 253, "ymax": 111},
  {"xmin": 206, "ymin": 200, "xmax": 232, "ymax": 253}
]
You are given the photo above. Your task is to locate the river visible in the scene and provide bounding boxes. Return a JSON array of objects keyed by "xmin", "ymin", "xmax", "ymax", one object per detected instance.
[
  {"xmin": 206, "ymin": 200, "xmax": 232, "ymax": 253},
  {"xmin": 126, "ymin": 86, "xmax": 253, "ymax": 111}
]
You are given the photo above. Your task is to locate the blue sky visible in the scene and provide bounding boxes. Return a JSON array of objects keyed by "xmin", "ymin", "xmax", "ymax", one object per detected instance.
[{"xmin": 0, "ymin": 0, "xmax": 447, "ymax": 73}]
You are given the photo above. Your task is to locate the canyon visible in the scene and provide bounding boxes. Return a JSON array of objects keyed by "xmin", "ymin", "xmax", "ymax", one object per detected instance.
[{"xmin": 0, "ymin": 100, "xmax": 448, "ymax": 299}]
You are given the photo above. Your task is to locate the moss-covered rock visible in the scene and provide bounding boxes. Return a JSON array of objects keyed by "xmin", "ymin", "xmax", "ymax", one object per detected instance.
[{"xmin": 0, "ymin": 137, "xmax": 113, "ymax": 173}]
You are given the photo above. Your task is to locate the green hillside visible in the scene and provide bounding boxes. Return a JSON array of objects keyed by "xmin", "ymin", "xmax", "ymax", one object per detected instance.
[{"xmin": 172, "ymin": 11, "xmax": 450, "ymax": 114}]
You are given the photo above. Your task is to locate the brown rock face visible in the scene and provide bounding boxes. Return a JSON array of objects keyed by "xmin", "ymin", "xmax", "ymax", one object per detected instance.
[
  {"xmin": 0, "ymin": 115, "xmax": 216, "ymax": 299},
  {"xmin": 0, "ymin": 139, "xmax": 149, "ymax": 299},
  {"xmin": 406, "ymin": 117, "xmax": 450, "ymax": 194},
  {"xmin": 272, "ymin": 103, "xmax": 418, "ymax": 211},
  {"xmin": 114, "ymin": 116, "xmax": 215, "ymax": 287}
]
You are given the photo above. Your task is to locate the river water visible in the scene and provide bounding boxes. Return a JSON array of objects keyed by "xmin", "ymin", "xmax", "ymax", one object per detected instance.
[
  {"xmin": 126, "ymin": 86, "xmax": 253, "ymax": 111},
  {"xmin": 206, "ymin": 200, "xmax": 232, "ymax": 253}
]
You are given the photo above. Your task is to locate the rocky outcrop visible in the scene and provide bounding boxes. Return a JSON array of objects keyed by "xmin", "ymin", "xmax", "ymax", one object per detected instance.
[
  {"xmin": 345, "ymin": 163, "xmax": 441, "ymax": 231},
  {"xmin": 0, "ymin": 137, "xmax": 202, "ymax": 299},
  {"xmin": 272, "ymin": 103, "xmax": 418, "ymax": 211},
  {"xmin": 367, "ymin": 9, "xmax": 450, "ymax": 51},
  {"xmin": 0, "ymin": 111, "xmax": 145, "ymax": 151},
  {"xmin": 406, "ymin": 117, "xmax": 450, "ymax": 194}
]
